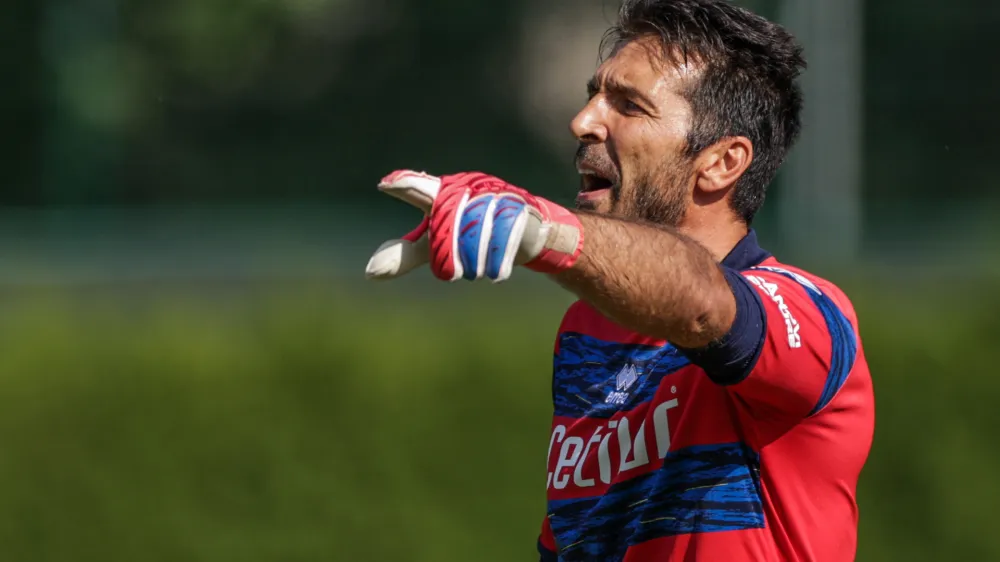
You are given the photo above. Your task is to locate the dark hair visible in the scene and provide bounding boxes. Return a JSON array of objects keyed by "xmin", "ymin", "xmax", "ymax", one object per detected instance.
[{"xmin": 602, "ymin": 0, "xmax": 806, "ymax": 224}]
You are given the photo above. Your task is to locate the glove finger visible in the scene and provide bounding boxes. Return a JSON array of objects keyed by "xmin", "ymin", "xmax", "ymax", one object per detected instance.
[
  {"xmin": 378, "ymin": 170, "xmax": 441, "ymax": 213},
  {"xmin": 485, "ymin": 195, "xmax": 529, "ymax": 282},
  {"xmin": 493, "ymin": 210, "xmax": 529, "ymax": 284},
  {"xmin": 428, "ymin": 186, "xmax": 469, "ymax": 282},
  {"xmin": 457, "ymin": 194, "xmax": 498, "ymax": 281},
  {"xmin": 365, "ymin": 233, "xmax": 430, "ymax": 280}
]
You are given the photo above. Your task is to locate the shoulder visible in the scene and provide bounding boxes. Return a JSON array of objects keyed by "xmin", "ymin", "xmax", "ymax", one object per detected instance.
[{"xmin": 742, "ymin": 259, "xmax": 859, "ymax": 324}]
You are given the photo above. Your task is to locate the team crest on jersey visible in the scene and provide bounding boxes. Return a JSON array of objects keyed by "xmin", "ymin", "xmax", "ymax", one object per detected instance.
[{"xmin": 605, "ymin": 364, "xmax": 639, "ymax": 405}]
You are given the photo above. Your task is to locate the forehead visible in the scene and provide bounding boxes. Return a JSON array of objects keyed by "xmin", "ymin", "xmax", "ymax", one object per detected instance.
[{"xmin": 594, "ymin": 36, "xmax": 700, "ymax": 100}]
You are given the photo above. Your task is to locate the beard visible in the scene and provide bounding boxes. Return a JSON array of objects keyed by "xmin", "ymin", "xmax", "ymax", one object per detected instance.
[
  {"xmin": 625, "ymin": 159, "xmax": 691, "ymax": 227},
  {"xmin": 574, "ymin": 143, "xmax": 691, "ymax": 227}
]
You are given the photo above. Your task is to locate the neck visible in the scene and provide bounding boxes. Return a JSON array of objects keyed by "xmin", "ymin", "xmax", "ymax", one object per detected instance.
[{"xmin": 677, "ymin": 219, "xmax": 748, "ymax": 263}]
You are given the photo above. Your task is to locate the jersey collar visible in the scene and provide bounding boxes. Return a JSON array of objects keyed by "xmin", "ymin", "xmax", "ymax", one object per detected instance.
[{"xmin": 721, "ymin": 229, "xmax": 772, "ymax": 271}]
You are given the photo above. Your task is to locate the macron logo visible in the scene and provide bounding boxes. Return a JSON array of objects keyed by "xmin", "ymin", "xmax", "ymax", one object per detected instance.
[
  {"xmin": 746, "ymin": 275, "xmax": 802, "ymax": 349},
  {"xmin": 605, "ymin": 364, "xmax": 638, "ymax": 405}
]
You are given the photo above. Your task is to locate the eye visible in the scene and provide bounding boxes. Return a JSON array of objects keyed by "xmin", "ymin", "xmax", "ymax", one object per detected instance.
[{"xmin": 618, "ymin": 98, "xmax": 645, "ymax": 115}]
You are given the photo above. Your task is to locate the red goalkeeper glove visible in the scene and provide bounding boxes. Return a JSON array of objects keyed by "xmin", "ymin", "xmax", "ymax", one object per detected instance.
[{"xmin": 365, "ymin": 170, "xmax": 584, "ymax": 282}]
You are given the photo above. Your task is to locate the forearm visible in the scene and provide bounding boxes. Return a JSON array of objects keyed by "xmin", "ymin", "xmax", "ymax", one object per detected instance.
[{"xmin": 551, "ymin": 212, "xmax": 736, "ymax": 348}]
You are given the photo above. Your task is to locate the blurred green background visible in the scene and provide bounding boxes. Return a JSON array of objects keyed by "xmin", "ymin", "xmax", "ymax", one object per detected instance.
[{"xmin": 2, "ymin": 0, "xmax": 999, "ymax": 560}]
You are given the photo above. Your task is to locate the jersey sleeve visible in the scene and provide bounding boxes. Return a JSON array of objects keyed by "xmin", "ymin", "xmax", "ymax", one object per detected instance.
[
  {"xmin": 538, "ymin": 517, "xmax": 557, "ymax": 561},
  {"xmin": 681, "ymin": 266, "xmax": 859, "ymax": 419}
]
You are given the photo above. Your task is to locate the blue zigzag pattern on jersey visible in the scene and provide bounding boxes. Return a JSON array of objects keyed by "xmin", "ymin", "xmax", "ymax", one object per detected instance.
[
  {"xmin": 553, "ymin": 332, "xmax": 691, "ymax": 419},
  {"xmin": 547, "ymin": 443, "xmax": 764, "ymax": 562}
]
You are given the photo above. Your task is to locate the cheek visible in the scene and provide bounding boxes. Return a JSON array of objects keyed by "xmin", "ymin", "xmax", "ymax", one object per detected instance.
[{"xmin": 617, "ymin": 122, "xmax": 686, "ymax": 177}]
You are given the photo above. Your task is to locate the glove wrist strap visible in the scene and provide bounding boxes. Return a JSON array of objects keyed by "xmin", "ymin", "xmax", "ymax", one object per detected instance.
[{"xmin": 524, "ymin": 197, "xmax": 584, "ymax": 274}]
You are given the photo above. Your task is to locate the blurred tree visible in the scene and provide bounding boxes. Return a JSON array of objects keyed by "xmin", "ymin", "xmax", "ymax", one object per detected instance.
[
  {"xmin": 4, "ymin": 0, "xmax": 1000, "ymax": 214},
  {"xmin": 1, "ymin": 0, "xmax": 42, "ymax": 204}
]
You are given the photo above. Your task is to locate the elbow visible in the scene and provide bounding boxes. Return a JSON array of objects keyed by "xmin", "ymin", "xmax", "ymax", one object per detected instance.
[
  {"xmin": 672, "ymin": 286, "xmax": 737, "ymax": 349},
  {"xmin": 687, "ymin": 308, "xmax": 732, "ymax": 347}
]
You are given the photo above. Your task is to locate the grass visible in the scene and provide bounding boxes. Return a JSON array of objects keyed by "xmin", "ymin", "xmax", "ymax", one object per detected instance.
[{"xmin": 0, "ymin": 277, "xmax": 994, "ymax": 561}]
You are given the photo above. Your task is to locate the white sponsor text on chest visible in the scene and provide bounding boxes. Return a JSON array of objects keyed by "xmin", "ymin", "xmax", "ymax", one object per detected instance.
[{"xmin": 547, "ymin": 392, "xmax": 680, "ymax": 490}]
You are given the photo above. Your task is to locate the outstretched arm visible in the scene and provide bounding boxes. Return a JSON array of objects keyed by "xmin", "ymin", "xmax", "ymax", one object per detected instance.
[
  {"xmin": 365, "ymin": 170, "xmax": 738, "ymax": 349},
  {"xmin": 553, "ymin": 212, "xmax": 737, "ymax": 349}
]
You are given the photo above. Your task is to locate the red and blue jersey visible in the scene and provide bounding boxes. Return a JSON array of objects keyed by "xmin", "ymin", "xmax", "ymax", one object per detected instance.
[{"xmin": 538, "ymin": 231, "xmax": 875, "ymax": 562}]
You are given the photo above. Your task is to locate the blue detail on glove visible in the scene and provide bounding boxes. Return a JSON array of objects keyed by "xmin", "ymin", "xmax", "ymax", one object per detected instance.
[
  {"xmin": 485, "ymin": 196, "xmax": 527, "ymax": 280},
  {"xmin": 458, "ymin": 195, "xmax": 495, "ymax": 281}
]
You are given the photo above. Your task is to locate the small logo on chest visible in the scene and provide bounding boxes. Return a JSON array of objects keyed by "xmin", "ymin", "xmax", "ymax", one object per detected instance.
[{"xmin": 605, "ymin": 364, "xmax": 639, "ymax": 405}]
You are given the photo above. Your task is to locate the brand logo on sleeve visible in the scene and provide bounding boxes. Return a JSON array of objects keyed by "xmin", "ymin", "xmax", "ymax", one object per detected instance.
[{"xmin": 746, "ymin": 275, "xmax": 801, "ymax": 348}]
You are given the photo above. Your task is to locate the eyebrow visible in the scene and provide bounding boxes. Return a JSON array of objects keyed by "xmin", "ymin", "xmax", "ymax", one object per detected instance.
[{"xmin": 587, "ymin": 76, "xmax": 657, "ymax": 110}]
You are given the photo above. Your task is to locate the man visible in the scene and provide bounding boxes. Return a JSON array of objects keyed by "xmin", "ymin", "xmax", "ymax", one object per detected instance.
[{"xmin": 365, "ymin": 0, "xmax": 874, "ymax": 560}]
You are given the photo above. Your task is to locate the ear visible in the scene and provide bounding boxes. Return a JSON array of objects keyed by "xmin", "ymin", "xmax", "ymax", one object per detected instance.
[{"xmin": 694, "ymin": 136, "xmax": 753, "ymax": 194}]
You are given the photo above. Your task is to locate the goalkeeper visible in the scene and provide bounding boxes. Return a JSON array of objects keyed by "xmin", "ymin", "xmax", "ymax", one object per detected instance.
[{"xmin": 366, "ymin": 1, "xmax": 875, "ymax": 561}]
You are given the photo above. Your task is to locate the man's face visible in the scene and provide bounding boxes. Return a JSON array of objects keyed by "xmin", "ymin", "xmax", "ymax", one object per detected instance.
[{"xmin": 571, "ymin": 36, "xmax": 697, "ymax": 226}]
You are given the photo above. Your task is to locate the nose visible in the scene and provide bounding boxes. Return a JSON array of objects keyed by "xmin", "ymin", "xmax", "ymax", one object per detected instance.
[{"xmin": 570, "ymin": 98, "xmax": 608, "ymax": 144}]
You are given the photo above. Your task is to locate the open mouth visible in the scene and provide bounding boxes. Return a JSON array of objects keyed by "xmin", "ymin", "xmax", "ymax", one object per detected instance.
[
  {"xmin": 576, "ymin": 165, "xmax": 617, "ymax": 206},
  {"xmin": 580, "ymin": 172, "xmax": 614, "ymax": 193}
]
